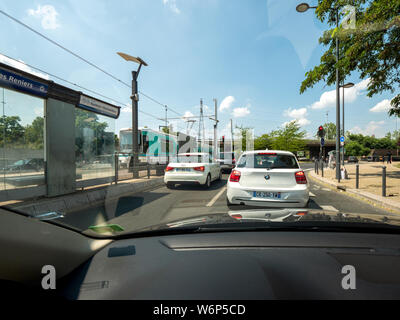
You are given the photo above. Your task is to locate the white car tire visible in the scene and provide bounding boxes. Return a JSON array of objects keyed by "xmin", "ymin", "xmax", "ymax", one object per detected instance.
[
  {"xmin": 166, "ymin": 182, "xmax": 175, "ymax": 189},
  {"xmin": 203, "ymin": 174, "xmax": 211, "ymax": 189}
]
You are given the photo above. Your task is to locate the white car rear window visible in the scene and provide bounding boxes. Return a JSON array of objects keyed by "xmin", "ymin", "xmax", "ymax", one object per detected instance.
[{"xmin": 237, "ymin": 153, "xmax": 299, "ymax": 169}]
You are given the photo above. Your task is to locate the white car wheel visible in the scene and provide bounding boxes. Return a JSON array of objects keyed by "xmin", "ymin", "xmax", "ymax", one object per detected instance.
[{"xmin": 204, "ymin": 174, "xmax": 211, "ymax": 189}]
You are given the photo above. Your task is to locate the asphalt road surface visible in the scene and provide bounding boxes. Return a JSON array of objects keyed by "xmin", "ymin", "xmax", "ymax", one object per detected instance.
[{"xmin": 61, "ymin": 162, "xmax": 394, "ymax": 232}]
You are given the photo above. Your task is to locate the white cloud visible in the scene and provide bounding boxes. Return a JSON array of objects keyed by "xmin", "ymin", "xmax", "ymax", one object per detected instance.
[
  {"xmin": 296, "ymin": 118, "xmax": 311, "ymax": 126},
  {"xmin": 284, "ymin": 107, "xmax": 307, "ymax": 119},
  {"xmin": 310, "ymin": 78, "xmax": 370, "ymax": 110},
  {"xmin": 283, "ymin": 107, "xmax": 310, "ymax": 127},
  {"xmin": 0, "ymin": 54, "xmax": 50, "ymax": 79},
  {"xmin": 182, "ymin": 111, "xmax": 194, "ymax": 120},
  {"xmin": 349, "ymin": 120, "xmax": 385, "ymax": 137},
  {"xmin": 219, "ymin": 96, "xmax": 235, "ymax": 112},
  {"xmin": 370, "ymin": 98, "xmax": 392, "ymax": 113},
  {"xmin": 162, "ymin": 0, "xmax": 180, "ymax": 14},
  {"xmin": 232, "ymin": 107, "xmax": 250, "ymax": 118},
  {"xmin": 28, "ymin": 5, "xmax": 60, "ymax": 30}
]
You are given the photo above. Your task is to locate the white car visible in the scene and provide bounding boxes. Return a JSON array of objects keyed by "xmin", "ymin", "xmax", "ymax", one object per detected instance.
[
  {"xmin": 164, "ymin": 153, "xmax": 222, "ymax": 188},
  {"xmin": 226, "ymin": 150, "xmax": 309, "ymax": 208}
]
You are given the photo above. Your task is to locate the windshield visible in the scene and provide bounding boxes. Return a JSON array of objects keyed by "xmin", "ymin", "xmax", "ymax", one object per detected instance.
[{"xmin": 0, "ymin": 0, "xmax": 399, "ymax": 239}]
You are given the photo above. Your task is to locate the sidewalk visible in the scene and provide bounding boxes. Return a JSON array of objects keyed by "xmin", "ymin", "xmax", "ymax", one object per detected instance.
[{"xmin": 309, "ymin": 162, "xmax": 400, "ymax": 213}]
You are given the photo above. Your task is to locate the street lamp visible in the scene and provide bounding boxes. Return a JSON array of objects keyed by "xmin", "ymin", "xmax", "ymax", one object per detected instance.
[
  {"xmin": 117, "ymin": 52, "xmax": 148, "ymax": 178},
  {"xmin": 296, "ymin": 2, "xmax": 341, "ymax": 181},
  {"xmin": 295, "ymin": 3, "xmax": 317, "ymax": 12},
  {"xmin": 340, "ymin": 82, "xmax": 354, "ymax": 166}
]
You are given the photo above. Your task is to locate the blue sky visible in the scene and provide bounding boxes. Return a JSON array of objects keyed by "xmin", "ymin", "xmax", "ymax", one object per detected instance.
[{"xmin": 0, "ymin": 0, "xmax": 398, "ymax": 138}]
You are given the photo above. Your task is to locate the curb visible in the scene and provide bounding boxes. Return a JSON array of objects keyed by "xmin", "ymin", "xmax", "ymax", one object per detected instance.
[
  {"xmin": 14, "ymin": 177, "xmax": 165, "ymax": 216},
  {"xmin": 308, "ymin": 170, "xmax": 400, "ymax": 214}
]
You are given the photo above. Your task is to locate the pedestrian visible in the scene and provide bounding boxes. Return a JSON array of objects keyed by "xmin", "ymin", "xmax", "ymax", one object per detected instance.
[{"xmin": 387, "ymin": 151, "xmax": 392, "ymax": 164}]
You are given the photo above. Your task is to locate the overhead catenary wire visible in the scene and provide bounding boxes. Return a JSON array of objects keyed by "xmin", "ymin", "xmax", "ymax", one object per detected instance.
[
  {"xmin": 0, "ymin": 9, "xmax": 184, "ymax": 117},
  {"xmin": 0, "ymin": 52, "xmax": 164, "ymax": 122}
]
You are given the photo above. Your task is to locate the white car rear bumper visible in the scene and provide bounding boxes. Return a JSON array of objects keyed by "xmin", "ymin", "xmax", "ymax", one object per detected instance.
[
  {"xmin": 164, "ymin": 172, "xmax": 208, "ymax": 185},
  {"xmin": 227, "ymin": 181, "xmax": 309, "ymax": 208}
]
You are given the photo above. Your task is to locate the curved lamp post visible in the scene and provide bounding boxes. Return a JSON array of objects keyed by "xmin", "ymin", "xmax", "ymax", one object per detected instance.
[
  {"xmin": 296, "ymin": 2, "xmax": 342, "ymax": 181},
  {"xmin": 117, "ymin": 52, "xmax": 148, "ymax": 178}
]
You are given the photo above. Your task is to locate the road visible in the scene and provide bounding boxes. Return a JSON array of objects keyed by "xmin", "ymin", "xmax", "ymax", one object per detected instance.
[{"xmin": 62, "ymin": 162, "xmax": 395, "ymax": 232}]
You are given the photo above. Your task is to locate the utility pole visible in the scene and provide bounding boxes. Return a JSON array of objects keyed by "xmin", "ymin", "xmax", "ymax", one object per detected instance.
[
  {"xmin": 165, "ymin": 105, "xmax": 169, "ymax": 163},
  {"xmin": 198, "ymin": 99, "xmax": 204, "ymax": 147},
  {"xmin": 131, "ymin": 70, "xmax": 139, "ymax": 178},
  {"xmin": 335, "ymin": 9, "xmax": 341, "ymax": 181},
  {"xmin": 326, "ymin": 111, "xmax": 329, "ymax": 139},
  {"xmin": 230, "ymin": 118, "xmax": 234, "ymax": 152},
  {"xmin": 117, "ymin": 52, "xmax": 147, "ymax": 179},
  {"xmin": 213, "ymin": 99, "xmax": 218, "ymax": 160}
]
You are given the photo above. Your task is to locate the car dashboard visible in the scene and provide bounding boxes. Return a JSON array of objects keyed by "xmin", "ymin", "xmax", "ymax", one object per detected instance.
[{"xmin": 58, "ymin": 230, "xmax": 400, "ymax": 300}]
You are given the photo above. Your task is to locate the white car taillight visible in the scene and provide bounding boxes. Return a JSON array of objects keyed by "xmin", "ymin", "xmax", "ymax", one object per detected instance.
[
  {"xmin": 295, "ymin": 171, "xmax": 307, "ymax": 184},
  {"xmin": 229, "ymin": 170, "xmax": 241, "ymax": 182},
  {"xmin": 193, "ymin": 166, "xmax": 205, "ymax": 172},
  {"xmin": 165, "ymin": 166, "xmax": 174, "ymax": 172}
]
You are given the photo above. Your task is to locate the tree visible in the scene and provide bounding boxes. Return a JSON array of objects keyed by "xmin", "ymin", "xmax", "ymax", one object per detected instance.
[
  {"xmin": 300, "ymin": 1, "xmax": 400, "ymax": 117},
  {"xmin": 270, "ymin": 121, "xmax": 306, "ymax": 152},
  {"xmin": 75, "ymin": 108, "xmax": 110, "ymax": 159},
  {"xmin": 345, "ymin": 140, "xmax": 370, "ymax": 156},
  {"xmin": 25, "ymin": 117, "xmax": 44, "ymax": 149},
  {"xmin": 315, "ymin": 122, "xmax": 336, "ymax": 139},
  {"xmin": 0, "ymin": 115, "xmax": 25, "ymax": 146},
  {"xmin": 254, "ymin": 133, "xmax": 272, "ymax": 150}
]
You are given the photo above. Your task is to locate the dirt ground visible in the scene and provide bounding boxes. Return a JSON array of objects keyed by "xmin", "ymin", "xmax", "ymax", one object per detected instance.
[{"xmin": 321, "ymin": 161, "xmax": 400, "ymax": 203}]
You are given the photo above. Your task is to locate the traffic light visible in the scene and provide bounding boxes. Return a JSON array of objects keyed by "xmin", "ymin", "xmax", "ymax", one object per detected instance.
[{"xmin": 317, "ymin": 126, "xmax": 325, "ymax": 138}]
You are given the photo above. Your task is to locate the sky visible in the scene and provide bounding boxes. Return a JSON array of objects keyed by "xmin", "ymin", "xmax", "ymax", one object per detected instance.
[{"xmin": 0, "ymin": 0, "xmax": 398, "ymax": 139}]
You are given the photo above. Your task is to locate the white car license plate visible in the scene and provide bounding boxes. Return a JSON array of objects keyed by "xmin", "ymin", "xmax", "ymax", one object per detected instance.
[
  {"xmin": 176, "ymin": 168, "xmax": 191, "ymax": 172},
  {"xmin": 253, "ymin": 191, "xmax": 281, "ymax": 199}
]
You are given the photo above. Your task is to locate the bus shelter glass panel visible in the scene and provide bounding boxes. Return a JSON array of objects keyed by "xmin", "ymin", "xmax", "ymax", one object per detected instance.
[
  {"xmin": 75, "ymin": 108, "xmax": 115, "ymax": 182},
  {"xmin": 0, "ymin": 87, "xmax": 45, "ymax": 191}
]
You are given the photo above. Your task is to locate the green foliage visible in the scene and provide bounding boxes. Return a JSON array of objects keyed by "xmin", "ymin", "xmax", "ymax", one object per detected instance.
[
  {"xmin": 75, "ymin": 108, "xmax": 111, "ymax": 159},
  {"xmin": 269, "ymin": 121, "xmax": 306, "ymax": 153},
  {"xmin": 25, "ymin": 117, "xmax": 44, "ymax": 149},
  {"xmin": 0, "ymin": 115, "xmax": 25, "ymax": 146},
  {"xmin": 345, "ymin": 140, "xmax": 370, "ymax": 156},
  {"xmin": 301, "ymin": 0, "xmax": 400, "ymax": 117},
  {"xmin": 254, "ymin": 133, "xmax": 272, "ymax": 150},
  {"xmin": 315, "ymin": 122, "xmax": 336, "ymax": 139},
  {"xmin": 346, "ymin": 132, "xmax": 398, "ymax": 155}
]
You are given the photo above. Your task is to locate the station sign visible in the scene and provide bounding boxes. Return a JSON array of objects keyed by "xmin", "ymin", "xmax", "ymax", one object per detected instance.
[
  {"xmin": 0, "ymin": 66, "xmax": 48, "ymax": 97},
  {"xmin": 78, "ymin": 94, "xmax": 120, "ymax": 119}
]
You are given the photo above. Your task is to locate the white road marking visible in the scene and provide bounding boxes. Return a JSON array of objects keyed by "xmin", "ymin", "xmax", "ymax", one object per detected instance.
[
  {"xmin": 322, "ymin": 188, "xmax": 331, "ymax": 192},
  {"xmin": 320, "ymin": 205, "xmax": 339, "ymax": 212},
  {"xmin": 206, "ymin": 186, "xmax": 227, "ymax": 207},
  {"xmin": 309, "ymin": 192, "xmax": 316, "ymax": 197}
]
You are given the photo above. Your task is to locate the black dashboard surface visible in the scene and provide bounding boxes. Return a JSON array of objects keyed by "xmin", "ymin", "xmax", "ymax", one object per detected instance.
[{"xmin": 59, "ymin": 231, "xmax": 400, "ymax": 299}]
